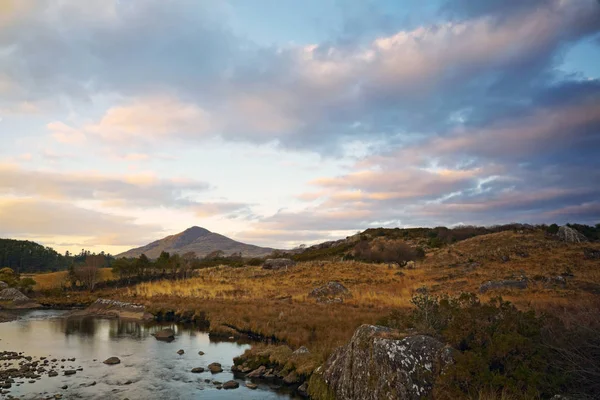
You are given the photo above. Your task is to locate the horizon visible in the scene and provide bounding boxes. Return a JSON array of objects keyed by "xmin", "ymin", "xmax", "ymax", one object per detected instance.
[{"xmin": 1, "ymin": 0, "xmax": 599, "ymax": 255}]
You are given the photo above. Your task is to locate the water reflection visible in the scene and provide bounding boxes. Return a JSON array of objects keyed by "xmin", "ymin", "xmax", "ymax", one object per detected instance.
[{"xmin": 0, "ymin": 310, "xmax": 297, "ymax": 400}]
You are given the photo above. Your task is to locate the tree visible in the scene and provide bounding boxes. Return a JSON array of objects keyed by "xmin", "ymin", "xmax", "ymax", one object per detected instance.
[
  {"xmin": 74, "ymin": 254, "xmax": 104, "ymax": 291},
  {"xmin": 181, "ymin": 252, "xmax": 197, "ymax": 279}
]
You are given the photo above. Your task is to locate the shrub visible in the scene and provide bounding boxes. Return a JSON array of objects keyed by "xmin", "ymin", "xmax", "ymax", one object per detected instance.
[
  {"xmin": 380, "ymin": 293, "xmax": 566, "ymax": 399},
  {"xmin": 353, "ymin": 238, "xmax": 420, "ymax": 264}
]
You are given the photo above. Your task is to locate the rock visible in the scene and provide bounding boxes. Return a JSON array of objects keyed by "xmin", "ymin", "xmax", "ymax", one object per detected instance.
[
  {"xmin": 198, "ymin": 351, "xmax": 205, "ymax": 356},
  {"xmin": 262, "ymin": 258, "xmax": 296, "ymax": 270},
  {"xmin": 222, "ymin": 380, "xmax": 239, "ymax": 389},
  {"xmin": 308, "ymin": 281, "xmax": 352, "ymax": 303},
  {"xmin": 61, "ymin": 385, "xmax": 68, "ymax": 390},
  {"xmin": 583, "ymin": 248, "xmax": 600, "ymax": 260},
  {"xmin": 479, "ymin": 279, "xmax": 528, "ymax": 293},
  {"xmin": 48, "ymin": 371, "xmax": 58, "ymax": 377},
  {"xmin": 246, "ymin": 382, "xmax": 258, "ymax": 389},
  {"xmin": 103, "ymin": 357, "xmax": 120, "ymax": 365},
  {"xmin": 0, "ymin": 281, "xmax": 8, "ymax": 289},
  {"xmin": 297, "ymin": 381, "xmax": 309, "ymax": 397},
  {"xmin": 191, "ymin": 367, "xmax": 204, "ymax": 373},
  {"xmin": 69, "ymin": 298, "xmax": 153, "ymax": 321},
  {"xmin": 152, "ymin": 328, "xmax": 175, "ymax": 342},
  {"xmin": 293, "ymin": 346, "xmax": 310, "ymax": 355},
  {"xmin": 246, "ymin": 365, "xmax": 266, "ymax": 378},
  {"xmin": 208, "ymin": 362, "xmax": 223, "ymax": 373},
  {"xmin": 283, "ymin": 371, "xmax": 299, "ymax": 385},
  {"xmin": 320, "ymin": 324, "xmax": 454, "ymax": 400},
  {"xmin": 63, "ymin": 370, "xmax": 76, "ymax": 376},
  {"xmin": 177, "ymin": 349, "xmax": 185, "ymax": 355},
  {"xmin": 0, "ymin": 288, "xmax": 39, "ymax": 308},
  {"xmin": 557, "ymin": 226, "xmax": 588, "ymax": 243}
]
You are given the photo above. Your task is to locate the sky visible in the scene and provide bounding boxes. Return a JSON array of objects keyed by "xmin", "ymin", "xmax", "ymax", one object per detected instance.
[{"xmin": 0, "ymin": 0, "xmax": 599, "ymax": 255}]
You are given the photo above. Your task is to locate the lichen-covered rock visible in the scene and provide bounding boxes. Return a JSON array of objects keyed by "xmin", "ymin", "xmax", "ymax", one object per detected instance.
[
  {"xmin": 262, "ymin": 258, "xmax": 296, "ymax": 270},
  {"xmin": 293, "ymin": 346, "xmax": 310, "ymax": 355},
  {"xmin": 0, "ymin": 288, "xmax": 30, "ymax": 301},
  {"xmin": 71, "ymin": 298, "xmax": 153, "ymax": 321},
  {"xmin": 0, "ymin": 281, "xmax": 8, "ymax": 289},
  {"xmin": 557, "ymin": 226, "xmax": 588, "ymax": 243},
  {"xmin": 319, "ymin": 324, "xmax": 454, "ymax": 400},
  {"xmin": 479, "ymin": 279, "xmax": 527, "ymax": 293},
  {"xmin": 308, "ymin": 282, "xmax": 352, "ymax": 303}
]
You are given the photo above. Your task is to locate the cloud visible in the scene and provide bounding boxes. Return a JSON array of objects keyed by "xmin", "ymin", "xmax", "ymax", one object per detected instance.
[
  {"xmin": 0, "ymin": 164, "xmax": 209, "ymax": 208},
  {"xmin": 0, "ymin": 197, "xmax": 163, "ymax": 247},
  {"xmin": 48, "ymin": 121, "xmax": 86, "ymax": 144}
]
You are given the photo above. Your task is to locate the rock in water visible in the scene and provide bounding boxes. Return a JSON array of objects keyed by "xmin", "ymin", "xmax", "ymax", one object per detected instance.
[
  {"xmin": 103, "ymin": 357, "xmax": 120, "ymax": 365},
  {"xmin": 557, "ymin": 226, "xmax": 588, "ymax": 243},
  {"xmin": 320, "ymin": 324, "xmax": 454, "ymax": 400},
  {"xmin": 191, "ymin": 367, "xmax": 204, "ymax": 373},
  {"xmin": 208, "ymin": 362, "xmax": 223, "ymax": 373},
  {"xmin": 177, "ymin": 349, "xmax": 185, "ymax": 355},
  {"xmin": 152, "ymin": 328, "xmax": 175, "ymax": 341},
  {"xmin": 262, "ymin": 258, "xmax": 296, "ymax": 270},
  {"xmin": 222, "ymin": 380, "xmax": 239, "ymax": 389}
]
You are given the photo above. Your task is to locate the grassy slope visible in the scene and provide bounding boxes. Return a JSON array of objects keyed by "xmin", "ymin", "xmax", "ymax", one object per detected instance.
[{"xmin": 36, "ymin": 231, "xmax": 600, "ymax": 360}]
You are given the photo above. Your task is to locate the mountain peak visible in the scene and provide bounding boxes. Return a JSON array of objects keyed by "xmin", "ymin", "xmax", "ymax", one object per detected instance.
[{"xmin": 116, "ymin": 226, "xmax": 274, "ymax": 259}]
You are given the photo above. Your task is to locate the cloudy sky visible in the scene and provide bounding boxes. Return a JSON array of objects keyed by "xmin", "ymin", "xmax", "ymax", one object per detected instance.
[{"xmin": 1, "ymin": 0, "xmax": 599, "ymax": 255}]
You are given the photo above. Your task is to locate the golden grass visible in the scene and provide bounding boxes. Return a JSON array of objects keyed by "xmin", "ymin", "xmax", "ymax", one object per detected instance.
[
  {"xmin": 29, "ymin": 268, "xmax": 114, "ymax": 290},
  {"xmin": 39, "ymin": 230, "xmax": 600, "ymax": 360}
]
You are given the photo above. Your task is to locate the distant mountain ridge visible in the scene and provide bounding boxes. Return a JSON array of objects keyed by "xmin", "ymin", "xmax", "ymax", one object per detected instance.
[{"xmin": 116, "ymin": 226, "xmax": 275, "ymax": 259}]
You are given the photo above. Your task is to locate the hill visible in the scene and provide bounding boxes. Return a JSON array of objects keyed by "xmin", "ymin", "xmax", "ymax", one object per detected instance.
[
  {"xmin": 116, "ymin": 226, "xmax": 275, "ymax": 259},
  {"xmin": 0, "ymin": 239, "xmax": 67, "ymax": 273}
]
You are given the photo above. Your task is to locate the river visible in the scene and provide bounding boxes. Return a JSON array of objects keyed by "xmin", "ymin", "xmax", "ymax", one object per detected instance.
[{"xmin": 0, "ymin": 310, "xmax": 297, "ymax": 399}]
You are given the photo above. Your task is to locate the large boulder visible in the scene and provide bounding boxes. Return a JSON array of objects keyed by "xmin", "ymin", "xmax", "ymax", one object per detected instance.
[
  {"xmin": 557, "ymin": 226, "xmax": 588, "ymax": 243},
  {"xmin": 308, "ymin": 281, "xmax": 351, "ymax": 303},
  {"xmin": 319, "ymin": 325, "xmax": 454, "ymax": 400},
  {"xmin": 262, "ymin": 258, "xmax": 296, "ymax": 270},
  {"xmin": 0, "ymin": 288, "xmax": 30, "ymax": 302}
]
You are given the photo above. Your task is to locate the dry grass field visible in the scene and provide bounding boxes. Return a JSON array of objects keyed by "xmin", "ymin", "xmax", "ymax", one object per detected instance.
[
  {"xmin": 115, "ymin": 230, "xmax": 600, "ymax": 359},
  {"xmin": 29, "ymin": 268, "xmax": 114, "ymax": 290}
]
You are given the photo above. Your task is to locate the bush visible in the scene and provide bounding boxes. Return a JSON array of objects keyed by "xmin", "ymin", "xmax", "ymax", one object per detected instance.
[
  {"xmin": 380, "ymin": 293, "xmax": 566, "ymax": 399},
  {"xmin": 353, "ymin": 238, "xmax": 420, "ymax": 264}
]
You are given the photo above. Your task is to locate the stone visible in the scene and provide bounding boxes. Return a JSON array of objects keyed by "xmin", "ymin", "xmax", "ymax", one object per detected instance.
[
  {"xmin": 297, "ymin": 381, "xmax": 309, "ymax": 397},
  {"xmin": 177, "ymin": 349, "xmax": 185, "ymax": 355},
  {"xmin": 283, "ymin": 371, "xmax": 299, "ymax": 385},
  {"xmin": 246, "ymin": 382, "xmax": 258, "ymax": 389},
  {"xmin": 208, "ymin": 362, "xmax": 223, "ymax": 373},
  {"xmin": 198, "ymin": 351, "xmax": 205, "ymax": 356},
  {"xmin": 320, "ymin": 324, "xmax": 454, "ymax": 400},
  {"xmin": 557, "ymin": 226, "xmax": 588, "ymax": 243},
  {"xmin": 222, "ymin": 380, "xmax": 239, "ymax": 389},
  {"xmin": 246, "ymin": 365, "xmax": 266, "ymax": 378},
  {"xmin": 63, "ymin": 370, "xmax": 76, "ymax": 376},
  {"xmin": 583, "ymin": 248, "xmax": 600, "ymax": 260},
  {"xmin": 479, "ymin": 279, "xmax": 528, "ymax": 293},
  {"xmin": 152, "ymin": 329, "xmax": 175, "ymax": 342},
  {"xmin": 0, "ymin": 281, "xmax": 8, "ymax": 289},
  {"xmin": 103, "ymin": 357, "xmax": 120, "ymax": 365},
  {"xmin": 191, "ymin": 367, "xmax": 204, "ymax": 373},
  {"xmin": 0, "ymin": 288, "xmax": 30, "ymax": 302},
  {"xmin": 262, "ymin": 258, "xmax": 296, "ymax": 270},
  {"xmin": 308, "ymin": 281, "xmax": 352, "ymax": 303},
  {"xmin": 293, "ymin": 346, "xmax": 310, "ymax": 355}
]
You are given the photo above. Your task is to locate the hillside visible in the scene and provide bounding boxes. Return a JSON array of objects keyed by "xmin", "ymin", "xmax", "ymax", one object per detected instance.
[
  {"xmin": 0, "ymin": 239, "xmax": 67, "ymax": 273},
  {"xmin": 116, "ymin": 226, "xmax": 275, "ymax": 259}
]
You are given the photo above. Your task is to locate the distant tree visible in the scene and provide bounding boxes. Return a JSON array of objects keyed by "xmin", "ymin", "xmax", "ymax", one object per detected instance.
[
  {"xmin": 135, "ymin": 254, "xmax": 151, "ymax": 277},
  {"xmin": 74, "ymin": 254, "xmax": 104, "ymax": 291},
  {"xmin": 181, "ymin": 252, "xmax": 197, "ymax": 279}
]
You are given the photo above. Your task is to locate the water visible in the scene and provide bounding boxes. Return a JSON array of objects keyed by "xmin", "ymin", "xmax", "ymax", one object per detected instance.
[{"xmin": 0, "ymin": 310, "xmax": 296, "ymax": 399}]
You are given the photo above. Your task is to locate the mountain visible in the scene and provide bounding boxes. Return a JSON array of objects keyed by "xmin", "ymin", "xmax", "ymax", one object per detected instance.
[{"xmin": 116, "ymin": 226, "xmax": 275, "ymax": 259}]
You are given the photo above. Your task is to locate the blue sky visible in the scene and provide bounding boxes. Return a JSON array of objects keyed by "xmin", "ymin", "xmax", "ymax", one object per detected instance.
[{"xmin": 0, "ymin": 0, "xmax": 599, "ymax": 254}]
